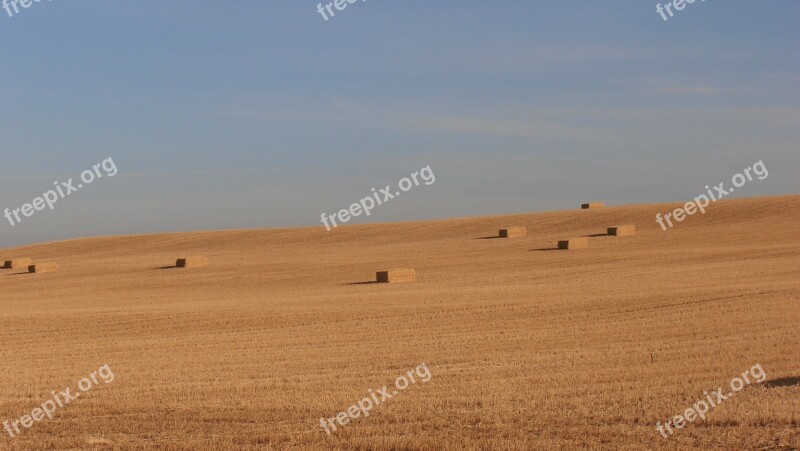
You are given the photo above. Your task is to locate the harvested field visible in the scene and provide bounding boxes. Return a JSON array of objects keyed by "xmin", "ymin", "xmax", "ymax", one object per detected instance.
[{"xmin": 0, "ymin": 195, "xmax": 798, "ymax": 450}]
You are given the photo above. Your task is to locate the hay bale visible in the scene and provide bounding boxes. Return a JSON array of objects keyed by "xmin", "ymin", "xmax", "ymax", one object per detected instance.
[
  {"xmin": 4, "ymin": 258, "xmax": 32, "ymax": 269},
  {"xmin": 376, "ymin": 268, "xmax": 416, "ymax": 283},
  {"xmin": 499, "ymin": 227, "xmax": 526, "ymax": 238},
  {"xmin": 176, "ymin": 256, "xmax": 208, "ymax": 268},
  {"xmin": 608, "ymin": 225, "xmax": 635, "ymax": 237},
  {"xmin": 581, "ymin": 202, "xmax": 605, "ymax": 209},
  {"xmin": 558, "ymin": 237, "xmax": 589, "ymax": 250},
  {"xmin": 28, "ymin": 262, "xmax": 58, "ymax": 273}
]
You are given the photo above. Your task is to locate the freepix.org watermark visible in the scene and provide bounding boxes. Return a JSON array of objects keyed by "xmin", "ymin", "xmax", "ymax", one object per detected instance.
[
  {"xmin": 316, "ymin": 0, "xmax": 366, "ymax": 22},
  {"xmin": 320, "ymin": 165, "xmax": 435, "ymax": 231},
  {"xmin": 656, "ymin": 160, "xmax": 767, "ymax": 231},
  {"xmin": 319, "ymin": 363, "xmax": 432, "ymax": 435},
  {"xmin": 656, "ymin": 0, "xmax": 707, "ymax": 22},
  {"xmin": 3, "ymin": 364, "xmax": 115, "ymax": 439},
  {"xmin": 3, "ymin": 157, "xmax": 118, "ymax": 227},
  {"xmin": 656, "ymin": 363, "xmax": 766, "ymax": 439},
  {"xmin": 2, "ymin": 0, "xmax": 52, "ymax": 19}
]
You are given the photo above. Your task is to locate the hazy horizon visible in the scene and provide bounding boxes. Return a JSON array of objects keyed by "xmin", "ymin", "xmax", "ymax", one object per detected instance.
[{"xmin": 2, "ymin": 1, "xmax": 798, "ymax": 248}]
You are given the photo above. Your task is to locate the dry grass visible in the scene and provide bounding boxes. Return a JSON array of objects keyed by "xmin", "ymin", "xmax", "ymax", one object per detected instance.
[{"xmin": 0, "ymin": 195, "xmax": 798, "ymax": 450}]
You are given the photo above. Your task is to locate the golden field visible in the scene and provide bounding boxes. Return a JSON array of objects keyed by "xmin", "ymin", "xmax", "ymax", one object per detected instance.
[{"xmin": 1, "ymin": 195, "xmax": 798, "ymax": 450}]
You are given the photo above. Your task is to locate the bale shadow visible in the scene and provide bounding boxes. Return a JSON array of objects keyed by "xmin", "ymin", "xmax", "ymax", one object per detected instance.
[
  {"xmin": 6, "ymin": 272, "xmax": 31, "ymax": 276},
  {"xmin": 582, "ymin": 233, "xmax": 609, "ymax": 238},
  {"xmin": 763, "ymin": 376, "xmax": 800, "ymax": 388},
  {"xmin": 531, "ymin": 247, "xmax": 560, "ymax": 252},
  {"xmin": 475, "ymin": 236, "xmax": 502, "ymax": 240},
  {"xmin": 155, "ymin": 265, "xmax": 179, "ymax": 270},
  {"xmin": 343, "ymin": 281, "xmax": 380, "ymax": 285}
]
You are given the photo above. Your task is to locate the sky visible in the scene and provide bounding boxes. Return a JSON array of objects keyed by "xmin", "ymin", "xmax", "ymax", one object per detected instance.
[{"xmin": 0, "ymin": 1, "xmax": 798, "ymax": 248}]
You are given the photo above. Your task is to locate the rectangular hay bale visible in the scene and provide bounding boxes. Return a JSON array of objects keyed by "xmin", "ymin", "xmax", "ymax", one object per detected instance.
[
  {"xmin": 499, "ymin": 227, "xmax": 527, "ymax": 238},
  {"xmin": 581, "ymin": 202, "xmax": 605, "ymax": 209},
  {"xmin": 4, "ymin": 258, "xmax": 32, "ymax": 269},
  {"xmin": 608, "ymin": 225, "xmax": 636, "ymax": 237},
  {"xmin": 376, "ymin": 268, "xmax": 416, "ymax": 283},
  {"xmin": 28, "ymin": 262, "xmax": 59, "ymax": 273},
  {"xmin": 176, "ymin": 256, "xmax": 208, "ymax": 268},
  {"xmin": 558, "ymin": 237, "xmax": 589, "ymax": 250}
]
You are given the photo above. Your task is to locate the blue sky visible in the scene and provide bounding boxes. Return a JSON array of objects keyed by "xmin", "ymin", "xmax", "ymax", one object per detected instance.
[{"xmin": 1, "ymin": 1, "xmax": 798, "ymax": 247}]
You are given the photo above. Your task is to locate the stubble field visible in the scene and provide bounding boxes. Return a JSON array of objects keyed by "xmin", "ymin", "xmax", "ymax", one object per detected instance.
[{"xmin": 1, "ymin": 195, "xmax": 798, "ymax": 450}]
